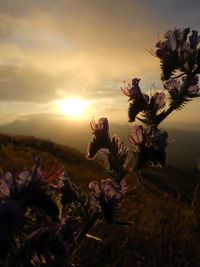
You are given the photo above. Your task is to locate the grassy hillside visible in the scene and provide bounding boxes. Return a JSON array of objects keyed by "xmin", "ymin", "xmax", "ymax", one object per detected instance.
[
  {"xmin": 1, "ymin": 133, "xmax": 200, "ymax": 266},
  {"xmin": 0, "ymin": 114, "xmax": 199, "ymax": 171},
  {"xmin": 0, "ymin": 133, "xmax": 103, "ymax": 187}
]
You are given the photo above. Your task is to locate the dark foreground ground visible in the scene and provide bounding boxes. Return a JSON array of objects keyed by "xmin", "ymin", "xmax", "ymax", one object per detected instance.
[{"xmin": 0, "ymin": 133, "xmax": 200, "ymax": 267}]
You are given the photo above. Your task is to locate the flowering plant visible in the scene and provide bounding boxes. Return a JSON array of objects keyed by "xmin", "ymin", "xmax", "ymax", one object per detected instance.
[{"xmin": 0, "ymin": 28, "xmax": 199, "ymax": 266}]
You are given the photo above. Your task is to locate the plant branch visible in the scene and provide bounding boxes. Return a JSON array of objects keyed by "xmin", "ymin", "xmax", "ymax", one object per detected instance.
[{"xmin": 155, "ymin": 73, "xmax": 194, "ymax": 126}]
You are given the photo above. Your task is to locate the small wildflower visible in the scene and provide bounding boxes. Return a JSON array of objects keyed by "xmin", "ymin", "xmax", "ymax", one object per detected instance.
[
  {"xmin": 121, "ymin": 78, "xmax": 146, "ymax": 103},
  {"xmin": 59, "ymin": 172, "xmax": 77, "ymax": 206},
  {"xmin": 87, "ymin": 117, "xmax": 110, "ymax": 159},
  {"xmin": 90, "ymin": 117, "xmax": 109, "ymax": 139},
  {"xmin": 31, "ymin": 157, "xmax": 43, "ymax": 183},
  {"xmin": 152, "ymin": 28, "xmax": 191, "ymax": 60},
  {"xmin": 164, "ymin": 79, "xmax": 180, "ymax": 91},
  {"xmin": 147, "ymin": 129, "xmax": 168, "ymax": 150},
  {"xmin": 164, "ymin": 30, "xmax": 177, "ymax": 51},
  {"xmin": 89, "ymin": 178, "xmax": 129, "ymax": 222},
  {"xmin": 89, "ymin": 178, "xmax": 128, "ymax": 205},
  {"xmin": 122, "ymin": 78, "xmax": 148, "ymax": 122},
  {"xmin": 152, "ymin": 92, "xmax": 166, "ymax": 110},
  {"xmin": 187, "ymin": 85, "xmax": 200, "ymax": 97},
  {"xmin": 0, "ymin": 170, "xmax": 31, "ymax": 199},
  {"xmin": 129, "ymin": 125, "xmax": 147, "ymax": 146},
  {"xmin": 0, "ymin": 179, "xmax": 10, "ymax": 199}
]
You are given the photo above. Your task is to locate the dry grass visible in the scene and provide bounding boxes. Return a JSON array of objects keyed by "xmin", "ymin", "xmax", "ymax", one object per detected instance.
[{"xmin": 0, "ymin": 133, "xmax": 200, "ymax": 266}]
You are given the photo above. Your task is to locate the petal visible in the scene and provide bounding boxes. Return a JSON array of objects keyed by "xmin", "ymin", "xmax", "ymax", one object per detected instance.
[{"xmin": 0, "ymin": 180, "xmax": 10, "ymax": 198}]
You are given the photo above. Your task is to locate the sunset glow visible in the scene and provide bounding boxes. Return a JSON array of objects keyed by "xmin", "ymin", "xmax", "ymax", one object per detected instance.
[
  {"xmin": 0, "ymin": 0, "xmax": 199, "ymax": 129},
  {"xmin": 57, "ymin": 98, "xmax": 89, "ymax": 118}
]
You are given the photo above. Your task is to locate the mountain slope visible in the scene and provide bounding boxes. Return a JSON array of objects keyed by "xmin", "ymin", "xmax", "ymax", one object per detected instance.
[
  {"xmin": 1, "ymin": 133, "xmax": 200, "ymax": 266},
  {"xmin": 0, "ymin": 133, "xmax": 103, "ymax": 187},
  {"xmin": 0, "ymin": 114, "xmax": 199, "ymax": 171}
]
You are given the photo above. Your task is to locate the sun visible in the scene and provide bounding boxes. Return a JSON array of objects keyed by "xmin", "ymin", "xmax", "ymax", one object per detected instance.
[{"xmin": 57, "ymin": 98, "xmax": 89, "ymax": 118}]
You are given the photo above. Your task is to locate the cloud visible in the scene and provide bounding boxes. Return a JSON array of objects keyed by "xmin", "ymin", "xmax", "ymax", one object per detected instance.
[
  {"xmin": 0, "ymin": 0, "xmax": 199, "ymax": 127},
  {"xmin": 0, "ymin": 65, "xmax": 58, "ymax": 102}
]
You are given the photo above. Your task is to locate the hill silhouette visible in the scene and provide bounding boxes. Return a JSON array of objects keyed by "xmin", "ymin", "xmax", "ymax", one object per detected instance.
[
  {"xmin": 0, "ymin": 113, "xmax": 199, "ymax": 172},
  {"xmin": 0, "ymin": 132, "xmax": 104, "ymax": 187},
  {"xmin": 0, "ymin": 132, "xmax": 198, "ymax": 200}
]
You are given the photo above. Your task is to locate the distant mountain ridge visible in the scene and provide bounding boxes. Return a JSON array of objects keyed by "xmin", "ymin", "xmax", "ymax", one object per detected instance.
[{"xmin": 0, "ymin": 113, "xmax": 199, "ymax": 171}]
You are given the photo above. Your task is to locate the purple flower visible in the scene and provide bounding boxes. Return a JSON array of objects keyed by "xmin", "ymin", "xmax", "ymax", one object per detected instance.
[
  {"xmin": 164, "ymin": 79, "xmax": 180, "ymax": 92},
  {"xmin": 128, "ymin": 125, "xmax": 147, "ymax": 146},
  {"xmin": 0, "ymin": 170, "xmax": 31, "ymax": 199},
  {"xmin": 187, "ymin": 85, "xmax": 200, "ymax": 97},
  {"xmin": 121, "ymin": 78, "xmax": 147, "ymax": 103},
  {"xmin": 152, "ymin": 92, "xmax": 166, "ymax": 110},
  {"xmin": 122, "ymin": 78, "xmax": 149, "ymax": 122},
  {"xmin": 147, "ymin": 129, "xmax": 168, "ymax": 150},
  {"xmin": 164, "ymin": 30, "xmax": 177, "ymax": 51},
  {"xmin": 31, "ymin": 157, "xmax": 43, "ymax": 183},
  {"xmin": 0, "ymin": 179, "xmax": 10, "ymax": 199},
  {"xmin": 152, "ymin": 28, "xmax": 191, "ymax": 59},
  {"xmin": 181, "ymin": 76, "xmax": 200, "ymax": 97},
  {"xmin": 90, "ymin": 117, "xmax": 109, "ymax": 139},
  {"xmin": 59, "ymin": 172, "xmax": 77, "ymax": 205},
  {"xmin": 89, "ymin": 178, "xmax": 128, "ymax": 212},
  {"xmin": 88, "ymin": 118, "xmax": 110, "ymax": 159},
  {"xmin": 129, "ymin": 126, "xmax": 168, "ymax": 151}
]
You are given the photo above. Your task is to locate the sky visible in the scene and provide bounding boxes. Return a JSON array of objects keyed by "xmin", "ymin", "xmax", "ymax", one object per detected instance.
[{"xmin": 0, "ymin": 0, "xmax": 199, "ymax": 128}]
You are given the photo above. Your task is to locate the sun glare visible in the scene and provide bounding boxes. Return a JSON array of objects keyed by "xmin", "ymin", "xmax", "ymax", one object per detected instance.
[{"xmin": 57, "ymin": 98, "xmax": 89, "ymax": 118}]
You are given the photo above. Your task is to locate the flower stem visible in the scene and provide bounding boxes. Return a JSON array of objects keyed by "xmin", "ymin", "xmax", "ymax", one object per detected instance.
[
  {"xmin": 155, "ymin": 73, "xmax": 194, "ymax": 126},
  {"xmin": 75, "ymin": 212, "xmax": 100, "ymax": 245}
]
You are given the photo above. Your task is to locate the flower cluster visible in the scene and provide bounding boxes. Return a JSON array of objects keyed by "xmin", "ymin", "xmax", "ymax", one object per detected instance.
[
  {"xmin": 129, "ymin": 125, "xmax": 168, "ymax": 149},
  {"xmin": 89, "ymin": 178, "xmax": 129, "ymax": 222},
  {"xmin": 87, "ymin": 117, "xmax": 110, "ymax": 159},
  {"xmin": 0, "ymin": 158, "xmax": 81, "ymax": 266},
  {"xmin": 154, "ymin": 28, "xmax": 200, "ymax": 59},
  {"xmin": 121, "ymin": 79, "xmax": 146, "ymax": 122},
  {"xmin": 121, "ymin": 78, "xmax": 166, "ymax": 123},
  {"xmin": 164, "ymin": 76, "xmax": 200, "ymax": 98},
  {"xmin": 151, "ymin": 28, "xmax": 200, "ymax": 80},
  {"xmin": 90, "ymin": 117, "xmax": 109, "ymax": 139},
  {"xmin": 0, "ymin": 158, "xmax": 42, "ymax": 200},
  {"xmin": 128, "ymin": 125, "xmax": 168, "ymax": 167}
]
